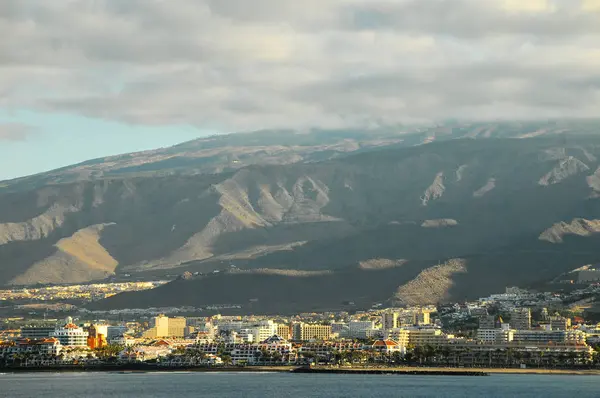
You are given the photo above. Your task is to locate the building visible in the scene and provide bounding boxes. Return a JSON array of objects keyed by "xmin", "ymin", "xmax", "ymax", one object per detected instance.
[
  {"xmin": 477, "ymin": 329, "xmax": 500, "ymax": 343},
  {"xmin": 511, "ymin": 308, "xmax": 531, "ymax": 330},
  {"xmin": 468, "ymin": 307, "xmax": 488, "ymax": 317},
  {"xmin": 142, "ymin": 315, "xmax": 187, "ymax": 338},
  {"xmin": 331, "ymin": 322, "xmax": 349, "ymax": 338},
  {"xmin": 407, "ymin": 328, "xmax": 454, "ymax": 347},
  {"xmin": 382, "ymin": 313, "xmax": 399, "ymax": 330},
  {"xmin": 384, "ymin": 328, "xmax": 410, "ymax": 347},
  {"xmin": 236, "ymin": 335, "xmax": 294, "ymax": 365},
  {"xmin": 89, "ymin": 324, "xmax": 108, "ymax": 337},
  {"xmin": 20, "ymin": 327, "xmax": 56, "ymax": 339},
  {"xmin": 348, "ymin": 321, "xmax": 377, "ymax": 339},
  {"xmin": 112, "ymin": 335, "xmax": 136, "ymax": 347},
  {"xmin": 52, "ymin": 317, "xmax": 88, "ymax": 347},
  {"xmin": 546, "ymin": 316, "xmax": 571, "ymax": 331},
  {"xmin": 298, "ymin": 342, "xmax": 363, "ymax": 358},
  {"xmin": 142, "ymin": 315, "xmax": 168, "ymax": 338},
  {"xmin": 370, "ymin": 339, "xmax": 404, "ymax": 354},
  {"xmin": 87, "ymin": 325, "xmax": 108, "ymax": 350},
  {"xmin": 478, "ymin": 315, "xmax": 496, "ymax": 330},
  {"xmin": 0, "ymin": 338, "xmax": 62, "ymax": 357},
  {"xmin": 417, "ymin": 311, "xmax": 431, "ymax": 326},
  {"xmin": 218, "ymin": 330, "xmax": 245, "ymax": 344},
  {"xmin": 154, "ymin": 314, "xmax": 170, "ymax": 337},
  {"xmin": 212, "ymin": 320, "xmax": 276, "ymax": 342},
  {"xmin": 477, "ymin": 325, "xmax": 514, "ymax": 344},
  {"xmin": 292, "ymin": 323, "xmax": 331, "ymax": 341},
  {"xmin": 399, "ymin": 312, "xmax": 418, "ymax": 327},
  {"xmin": 215, "ymin": 320, "xmax": 244, "ymax": 333},
  {"xmin": 120, "ymin": 346, "xmax": 171, "ymax": 362},
  {"xmin": 189, "ymin": 330, "xmax": 214, "ymax": 344},
  {"xmin": 237, "ymin": 329, "xmax": 255, "ymax": 343},
  {"xmin": 439, "ymin": 342, "xmax": 593, "ymax": 367},
  {"xmin": 276, "ymin": 324, "xmax": 291, "ymax": 340},
  {"xmin": 398, "ymin": 309, "xmax": 431, "ymax": 327},
  {"xmin": 250, "ymin": 320, "xmax": 277, "ymax": 343},
  {"xmin": 168, "ymin": 317, "xmax": 187, "ymax": 338},
  {"xmin": 107, "ymin": 325, "xmax": 128, "ymax": 341},
  {"xmin": 512, "ymin": 329, "xmax": 585, "ymax": 345},
  {"xmin": 195, "ymin": 336, "xmax": 295, "ymax": 365}
]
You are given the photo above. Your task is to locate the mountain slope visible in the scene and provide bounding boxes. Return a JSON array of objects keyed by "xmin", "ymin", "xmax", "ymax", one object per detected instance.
[
  {"xmin": 3, "ymin": 120, "xmax": 596, "ymax": 194},
  {"xmin": 2, "ymin": 122, "xmax": 600, "ymax": 312}
]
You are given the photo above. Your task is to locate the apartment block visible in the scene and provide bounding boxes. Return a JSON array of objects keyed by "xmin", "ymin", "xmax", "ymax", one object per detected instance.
[{"xmin": 292, "ymin": 323, "xmax": 331, "ymax": 341}]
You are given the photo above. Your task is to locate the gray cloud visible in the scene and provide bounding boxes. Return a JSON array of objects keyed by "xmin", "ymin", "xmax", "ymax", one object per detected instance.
[
  {"xmin": 0, "ymin": 0, "xmax": 599, "ymax": 131},
  {"xmin": 0, "ymin": 123, "xmax": 35, "ymax": 141},
  {"xmin": 345, "ymin": 0, "xmax": 600, "ymax": 38}
]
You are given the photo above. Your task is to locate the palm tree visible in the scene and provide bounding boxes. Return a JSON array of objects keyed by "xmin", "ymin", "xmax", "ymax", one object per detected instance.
[
  {"xmin": 253, "ymin": 350, "xmax": 262, "ymax": 364},
  {"xmin": 332, "ymin": 350, "xmax": 342, "ymax": 365},
  {"xmin": 260, "ymin": 349, "xmax": 271, "ymax": 364},
  {"xmin": 423, "ymin": 345, "xmax": 436, "ymax": 365},
  {"xmin": 221, "ymin": 354, "xmax": 232, "ymax": 366},
  {"xmin": 272, "ymin": 351, "xmax": 283, "ymax": 363},
  {"xmin": 506, "ymin": 348, "xmax": 515, "ymax": 367},
  {"xmin": 513, "ymin": 350, "xmax": 523, "ymax": 368},
  {"xmin": 413, "ymin": 346, "xmax": 425, "ymax": 365},
  {"xmin": 216, "ymin": 343, "xmax": 226, "ymax": 357},
  {"xmin": 301, "ymin": 351, "xmax": 316, "ymax": 365}
]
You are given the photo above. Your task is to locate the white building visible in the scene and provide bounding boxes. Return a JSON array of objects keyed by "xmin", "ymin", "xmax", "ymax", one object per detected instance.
[
  {"xmin": 237, "ymin": 329, "xmax": 255, "ymax": 343},
  {"xmin": 215, "ymin": 320, "xmax": 276, "ymax": 343},
  {"xmin": 112, "ymin": 335, "xmax": 136, "ymax": 347},
  {"xmin": 477, "ymin": 329, "xmax": 499, "ymax": 343},
  {"xmin": 1, "ymin": 338, "xmax": 62, "ymax": 357},
  {"xmin": 215, "ymin": 320, "xmax": 244, "ymax": 333},
  {"xmin": 250, "ymin": 321, "xmax": 277, "ymax": 342},
  {"xmin": 384, "ymin": 328, "xmax": 410, "ymax": 347},
  {"xmin": 349, "ymin": 321, "xmax": 377, "ymax": 339},
  {"xmin": 477, "ymin": 328, "xmax": 514, "ymax": 344},
  {"xmin": 120, "ymin": 346, "xmax": 171, "ymax": 362},
  {"xmin": 52, "ymin": 317, "xmax": 88, "ymax": 347},
  {"xmin": 513, "ymin": 329, "xmax": 585, "ymax": 345}
]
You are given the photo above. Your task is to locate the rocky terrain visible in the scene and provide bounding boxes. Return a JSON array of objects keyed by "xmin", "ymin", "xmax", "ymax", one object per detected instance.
[{"xmin": 2, "ymin": 120, "xmax": 600, "ymax": 313}]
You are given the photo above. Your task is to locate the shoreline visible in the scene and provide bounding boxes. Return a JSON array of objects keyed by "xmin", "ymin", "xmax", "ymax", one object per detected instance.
[
  {"xmin": 0, "ymin": 365, "xmax": 295, "ymax": 374},
  {"xmin": 305, "ymin": 366, "xmax": 600, "ymax": 376},
  {"xmin": 2, "ymin": 365, "xmax": 600, "ymax": 376}
]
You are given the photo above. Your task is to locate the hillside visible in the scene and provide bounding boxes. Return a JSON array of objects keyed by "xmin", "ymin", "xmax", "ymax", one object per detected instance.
[
  {"xmin": 2, "ymin": 121, "xmax": 600, "ymax": 312},
  {"xmin": 2, "ymin": 120, "xmax": 594, "ymax": 194}
]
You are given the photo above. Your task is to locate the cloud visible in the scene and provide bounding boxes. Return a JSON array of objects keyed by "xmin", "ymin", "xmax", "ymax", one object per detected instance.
[
  {"xmin": 0, "ymin": 0, "xmax": 599, "ymax": 131},
  {"xmin": 0, "ymin": 123, "xmax": 35, "ymax": 141},
  {"xmin": 501, "ymin": 0, "xmax": 555, "ymax": 13},
  {"xmin": 582, "ymin": 0, "xmax": 600, "ymax": 11}
]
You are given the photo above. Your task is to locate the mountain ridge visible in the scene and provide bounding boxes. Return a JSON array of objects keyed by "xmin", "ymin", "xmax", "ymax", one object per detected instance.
[{"xmin": 2, "ymin": 121, "xmax": 600, "ymax": 312}]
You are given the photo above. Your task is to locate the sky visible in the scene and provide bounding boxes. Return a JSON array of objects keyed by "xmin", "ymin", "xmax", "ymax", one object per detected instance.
[{"xmin": 1, "ymin": 0, "xmax": 600, "ymax": 180}]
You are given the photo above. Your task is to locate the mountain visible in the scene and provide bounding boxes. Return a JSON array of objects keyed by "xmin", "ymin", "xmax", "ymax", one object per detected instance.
[
  {"xmin": 2, "ymin": 120, "xmax": 593, "ymax": 194},
  {"xmin": 3, "ymin": 120, "xmax": 600, "ymax": 313}
]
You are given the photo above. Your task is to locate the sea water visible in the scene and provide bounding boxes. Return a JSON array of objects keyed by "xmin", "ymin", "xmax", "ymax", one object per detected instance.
[{"xmin": 0, "ymin": 372, "xmax": 599, "ymax": 397}]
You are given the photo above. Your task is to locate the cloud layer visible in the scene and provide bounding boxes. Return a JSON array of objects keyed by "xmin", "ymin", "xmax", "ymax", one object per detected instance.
[
  {"xmin": 1, "ymin": 0, "xmax": 599, "ymax": 131},
  {"xmin": 0, "ymin": 123, "xmax": 35, "ymax": 141}
]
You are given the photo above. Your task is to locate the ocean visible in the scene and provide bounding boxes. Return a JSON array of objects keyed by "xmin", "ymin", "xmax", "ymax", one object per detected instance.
[{"xmin": 0, "ymin": 372, "xmax": 599, "ymax": 397}]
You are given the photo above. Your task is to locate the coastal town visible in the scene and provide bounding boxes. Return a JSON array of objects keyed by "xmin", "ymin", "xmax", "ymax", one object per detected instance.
[{"xmin": 3, "ymin": 284, "xmax": 600, "ymax": 372}]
